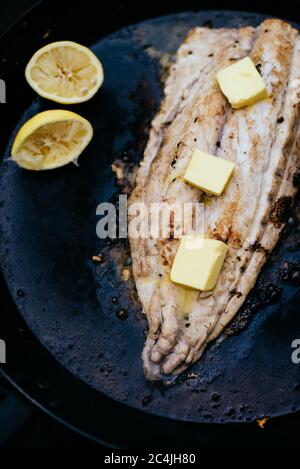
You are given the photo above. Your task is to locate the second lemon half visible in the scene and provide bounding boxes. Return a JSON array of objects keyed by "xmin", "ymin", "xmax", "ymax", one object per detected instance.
[{"xmin": 11, "ymin": 110, "xmax": 93, "ymax": 170}]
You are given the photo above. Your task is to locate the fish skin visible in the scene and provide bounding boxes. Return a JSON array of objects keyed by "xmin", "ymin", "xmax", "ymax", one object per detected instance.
[{"xmin": 129, "ymin": 19, "xmax": 300, "ymax": 382}]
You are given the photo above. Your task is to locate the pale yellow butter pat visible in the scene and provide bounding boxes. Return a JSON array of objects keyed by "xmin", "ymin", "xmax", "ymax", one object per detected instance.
[
  {"xmin": 184, "ymin": 149, "xmax": 234, "ymax": 196},
  {"xmin": 216, "ymin": 57, "xmax": 268, "ymax": 109},
  {"xmin": 170, "ymin": 236, "xmax": 229, "ymax": 291}
]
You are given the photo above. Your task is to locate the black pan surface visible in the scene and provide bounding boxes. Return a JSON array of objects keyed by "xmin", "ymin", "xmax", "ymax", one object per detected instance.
[{"xmin": 0, "ymin": 0, "xmax": 300, "ymax": 446}]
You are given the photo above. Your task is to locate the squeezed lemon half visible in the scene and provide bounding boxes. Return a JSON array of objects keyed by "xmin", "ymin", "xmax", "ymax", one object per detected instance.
[
  {"xmin": 11, "ymin": 110, "xmax": 93, "ymax": 170},
  {"xmin": 25, "ymin": 41, "xmax": 104, "ymax": 104}
]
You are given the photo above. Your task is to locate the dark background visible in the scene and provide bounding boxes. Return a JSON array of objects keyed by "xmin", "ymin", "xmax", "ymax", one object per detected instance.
[{"xmin": 1, "ymin": 0, "xmax": 38, "ymax": 36}]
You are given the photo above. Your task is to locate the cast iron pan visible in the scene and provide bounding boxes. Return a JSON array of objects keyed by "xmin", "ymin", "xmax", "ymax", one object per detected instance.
[{"xmin": 0, "ymin": 0, "xmax": 300, "ymax": 448}]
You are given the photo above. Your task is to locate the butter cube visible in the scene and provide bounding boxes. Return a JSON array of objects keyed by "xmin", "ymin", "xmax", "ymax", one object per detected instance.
[
  {"xmin": 184, "ymin": 149, "xmax": 234, "ymax": 196},
  {"xmin": 217, "ymin": 57, "xmax": 268, "ymax": 109},
  {"xmin": 170, "ymin": 236, "xmax": 228, "ymax": 291}
]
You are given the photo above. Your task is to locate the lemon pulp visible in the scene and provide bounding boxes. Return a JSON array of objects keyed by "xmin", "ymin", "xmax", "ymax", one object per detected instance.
[{"xmin": 12, "ymin": 110, "xmax": 93, "ymax": 170}]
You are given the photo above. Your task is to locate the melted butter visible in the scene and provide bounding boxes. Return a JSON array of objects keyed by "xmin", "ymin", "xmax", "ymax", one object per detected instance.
[
  {"xmin": 160, "ymin": 275, "xmax": 197, "ymax": 317},
  {"xmin": 178, "ymin": 287, "xmax": 197, "ymax": 317}
]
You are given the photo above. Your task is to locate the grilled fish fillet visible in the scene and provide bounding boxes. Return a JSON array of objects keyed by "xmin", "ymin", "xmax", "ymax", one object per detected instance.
[{"xmin": 129, "ymin": 19, "xmax": 300, "ymax": 382}]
